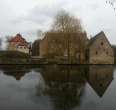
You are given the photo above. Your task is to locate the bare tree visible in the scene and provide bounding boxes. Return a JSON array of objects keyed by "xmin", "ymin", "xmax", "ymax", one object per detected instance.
[
  {"xmin": 106, "ymin": 0, "xmax": 116, "ymax": 11},
  {"xmin": 49, "ymin": 10, "xmax": 88, "ymax": 63},
  {"xmin": 0, "ymin": 38, "xmax": 2, "ymax": 50},
  {"xmin": 5, "ymin": 35, "xmax": 13, "ymax": 50},
  {"xmin": 37, "ymin": 30, "xmax": 45, "ymax": 39},
  {"xmin": 52, "ymin": 10, "xmax": 83, "ymax": 33}
]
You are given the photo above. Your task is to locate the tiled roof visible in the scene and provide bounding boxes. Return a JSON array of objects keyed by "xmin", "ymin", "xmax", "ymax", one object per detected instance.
[
  {"xmin": 88, "ymin": 31, "xmax": 113, "ymax": 49},
  {"xmin": 88, "ymin": 31, "xmax": 105, "ymax": 47},
  {"xmin": 9, "ymin": 34, "xmax": 29, "ymax": 48},
  {"xmin": 9, "ymin": 34, "xmax": 26, "ymax": 43}
]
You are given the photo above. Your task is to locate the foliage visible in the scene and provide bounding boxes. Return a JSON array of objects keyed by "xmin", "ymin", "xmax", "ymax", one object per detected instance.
[{"xmin": 0, "ymin": 51, "xmax": 30, "ymax": 59}]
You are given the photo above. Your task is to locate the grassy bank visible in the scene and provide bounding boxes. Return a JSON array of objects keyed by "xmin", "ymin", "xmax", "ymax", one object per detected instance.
[{"xmin": 0, "ymin": 51, "xmax": 30, "ymax": 64}]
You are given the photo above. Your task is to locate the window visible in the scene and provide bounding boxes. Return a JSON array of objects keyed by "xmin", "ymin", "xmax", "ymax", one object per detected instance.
[
  {"xmin": 96, "ymin": 51, "xmax": 98, "ymax": 55},
  {"xmin": 106, "ymin": 51, "xmax": 108, "ymax": 55},
  {"xmin": 101, "ymin": 42, "xmax": 103, "ymax": 46}
]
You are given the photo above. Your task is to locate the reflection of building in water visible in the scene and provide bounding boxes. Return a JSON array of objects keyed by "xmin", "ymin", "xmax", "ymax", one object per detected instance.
[
  {"xmin": 1, "ymin": 66, "xmax": 31, "ymax": 80},
  {"xmin": 4, "ymin": 71, "xmax": 27, "ymax": 80},
  {"xmin": 86, "ymin": 66, "xmax": 113, "ymax": 97},
  {"xmin": 36, "ymin": 66, "xmax": 87, "ymax": 110}
]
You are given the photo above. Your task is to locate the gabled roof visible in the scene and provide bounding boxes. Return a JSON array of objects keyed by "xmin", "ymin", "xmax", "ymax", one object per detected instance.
[
  {"xmin": 88, "ymin": 31, "xmax": 105, "ymax": 46},
  {"xmin": 87, "ymin": 78, "xmax": 113, "ymax": 97},
  {"xmin": 9, "ymin": 34, "xmax": 27, "ymax": 43},
  {"xmin": 9, "ymin": 34, "xmax": 29, "ymax": 48},
  {"xmin": 88, "ymin": 31, "xmax": 113, "ymax": 50}
]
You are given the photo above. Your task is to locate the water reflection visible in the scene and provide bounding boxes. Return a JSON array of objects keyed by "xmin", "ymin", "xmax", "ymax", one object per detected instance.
[
  {"xmin": 0, "ymin": 65, "xmax": 31, "ymax": 80},
  {"xmin": 38, "ymin": 66, "xmax": 86, "ymax": 110},
  {"xmin": 86, "ymin": 66, "xmax": 113, "ymax": 97},
  {"xmin": 0, "ymin": 65, "xmax": 115, "ymax": 110}
]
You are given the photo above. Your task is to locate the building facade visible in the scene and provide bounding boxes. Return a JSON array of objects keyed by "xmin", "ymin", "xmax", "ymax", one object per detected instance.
[
  {"xmin": 8, "ymin": 34, "xmax": 30, "ymax": 54},
  {"xmin": 87, "ymin": 31, "xmax": 114, "ymax": 64},
  {"xmin": 39, "ymin": 32, "xmax": 88, "ymax": 64},
  {"xmin": 32, "ymin": 39, "xmax": 41, "ymax": 56},
  {"xmin": 112, "ymin": 45, "xmax": 116, "ymax": 64},
  {"xmin": 86, "ymin": 66, "xmax": 113, "ymax": 97}
]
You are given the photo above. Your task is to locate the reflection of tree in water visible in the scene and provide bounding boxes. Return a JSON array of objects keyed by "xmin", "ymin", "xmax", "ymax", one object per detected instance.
[
  {"xmin": 0, "ymin": 65, "xmax": 31, "ymax": 80},
  {"xmin": 86, "ymin": 65, "xmax": 114, "ymax": 97},
  {"xmin": 37, "ymin": 66, "xmax": 87, "ymax": 110},
  {"xmin": 45, "ymin": 82, "xmax": 85, "ymax": 110}
]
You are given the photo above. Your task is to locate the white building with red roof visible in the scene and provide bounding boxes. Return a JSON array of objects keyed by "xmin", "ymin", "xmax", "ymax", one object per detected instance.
[{"xmin": 8, "ymin": 34, "xmax": 30, "ymax": 54}]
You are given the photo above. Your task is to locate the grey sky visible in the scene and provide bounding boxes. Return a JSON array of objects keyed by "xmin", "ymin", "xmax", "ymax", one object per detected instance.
[{"xmin": 0, "ymin": 0, "xmax": 116, "ymax": 46}]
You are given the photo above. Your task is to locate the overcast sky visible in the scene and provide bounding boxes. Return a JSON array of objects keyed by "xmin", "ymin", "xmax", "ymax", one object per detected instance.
[{"xmin": 0, "ymin": 0, "xmax": 116, "ymax": 47}]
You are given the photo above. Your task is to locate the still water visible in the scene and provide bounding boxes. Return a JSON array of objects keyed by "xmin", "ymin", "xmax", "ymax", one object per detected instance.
[{"xmin": 0, "ymin": 65, "xmax": 115, "ymax": 110}]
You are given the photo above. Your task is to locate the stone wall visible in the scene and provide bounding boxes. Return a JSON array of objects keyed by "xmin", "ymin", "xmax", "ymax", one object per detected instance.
[
  {"xmin": 87, "ymin": 66, "xmax": 113, "ymax": 97},
  {"xmin": 8, "ymin": 43, "xmax": 29, "ymax": 54},
  {"xmin": 32, "ymin": 39, "xmax": 40, "ymax": 56},
  {"xmin": 89, "ymin": 34, "xmax": 114, "ymax": 64},
  {"xmin": 39, "ymin": 32, "xmax": 88, "ymax": 63},
  {"xmin": 17, "ymin": 47, "xmax": 29, "ymax": 54}
]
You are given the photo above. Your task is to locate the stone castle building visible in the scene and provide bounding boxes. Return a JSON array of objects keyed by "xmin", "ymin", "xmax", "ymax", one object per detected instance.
[
  {"xmin": 32, "ymin": 31, "xmax": 114, "ymax": 64},
  {"xmin": 87, "ymin": 31, "xmax": 114, "ymax": 64},
  {"xmin": 39, "ymin": 32, "xmax": 88, "ymax": 63},
  {"xmin": 32, "ymin": 39, "xmax": 41, "ymax": 56}
]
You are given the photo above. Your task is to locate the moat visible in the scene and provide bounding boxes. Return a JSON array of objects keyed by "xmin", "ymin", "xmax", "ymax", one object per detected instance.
[{"xmin": 0, "ymin": 65, "xmax": 116, "ymax": 110}]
